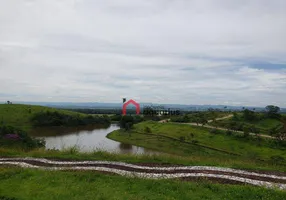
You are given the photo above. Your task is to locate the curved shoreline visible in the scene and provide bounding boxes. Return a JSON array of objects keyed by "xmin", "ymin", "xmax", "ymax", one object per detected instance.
[{"xmin": 0, "ymin": 157, "xmax": 285, "ymax": 190}]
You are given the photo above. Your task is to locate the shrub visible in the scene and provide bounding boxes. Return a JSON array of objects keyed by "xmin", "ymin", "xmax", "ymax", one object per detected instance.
[
  {"xmin": 120, "ymin": 116, "xmax": 134, "ymax": 131},
  {"xmin": 191, "ymin": 140, "xmax": 199, "ymax": 144},
  {"xmin": 144, "ymin": 126, "xmax": 152, "ymax": 133},
  {"xmin": 0, "ymin": 125, "xmax": 45, "ymax": 149},
  {"xmin": 31, "ymin": 111, "xmax": 111, "ymax": 127},
  {"xmin": 243, "ymin": 126, "xmax": 250, "ymax": 137},
  {"xmin": 179, "ymin": 136, "xmax": 185, "ymax": 142},
  {"xmin": 270, "ymin": 155, "xmax": 285, "ymax": 164},
  {"xmin": 210, "ymin": 129, "xmax": 219, "ymax": 134},
  {"xmin": 226, "ymin": 130, "xmax": 233, "ymax": 136}
]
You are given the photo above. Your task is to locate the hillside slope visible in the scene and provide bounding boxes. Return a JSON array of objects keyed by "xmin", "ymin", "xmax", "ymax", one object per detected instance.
[{"xmin": 0, "ymin": 104, "xmax": 87, "ymax": 131}]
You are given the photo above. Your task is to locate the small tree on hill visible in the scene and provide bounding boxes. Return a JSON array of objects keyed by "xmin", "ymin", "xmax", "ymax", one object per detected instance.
[
  {"xmin": 243, "ymin": 126, "xmax": 250, "ymax": 137},
  {"xmin": 243, "ymin": 109, "xmax": 256, "ymax": 121},
  {"xmin": 120, "ymin": 115, "xmax": 134, "ymax": 131},
  {"xmin": 265, "ymin": 105, "xmax": 281, "ymax": 119}
]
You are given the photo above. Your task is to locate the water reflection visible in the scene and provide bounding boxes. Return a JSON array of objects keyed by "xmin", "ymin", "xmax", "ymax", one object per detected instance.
[{"xmin": 30, "ymin": 124, "xmax": 159, "ymax": 154}]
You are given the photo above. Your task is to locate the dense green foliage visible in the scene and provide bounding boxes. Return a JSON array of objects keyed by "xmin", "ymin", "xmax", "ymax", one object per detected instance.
[
  {"xmin": 119, "ymin": 115, "xmax": 144, "ymax": 130},
  {"xmin": 211, "ymin": 110, "xmax": 284, "ymax": 136},
  {"xmin": 0, "ymin": 125, "xmax": 45, "ymax": 149},
  {"xmin": 31, "ymin": 111, "xmax": 110, "ymax": 127},
  {"xmin": 265, "ymin": 105, "xmax": 281, "ymax": 119},
  {"xmin": 170, "ymin": 111, "xmax": 228, "ymax": 124}
]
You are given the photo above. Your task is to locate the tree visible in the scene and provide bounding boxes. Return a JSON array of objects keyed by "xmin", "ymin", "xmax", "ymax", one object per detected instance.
[
  {"xmin": 243, "ymin": 126, "xmax": 250, "ymax": 137},
  {"xmin": 119, "ymin": 115, "xmax": 134, "ymax": 131},
  {"xmin": 194, "ymin": 117, "xmax": 199, "ymax": 126},
  {"xmin": 232, "ymin": 112, "xmax": 239, "ymax": 121},
  {"xmin": 250, "ymin": 125, "xmax": 259, "ymax": 136},
  {"xmin": 270, "ymin": 117, "xmax": 286, "ymax": 142},
  {"xmin": 265, "ymin": 105, "xmax": 281, "ymax": 119},
  {"xmin": 243, "ymin": 109, "xmax": 256, "ymax": 121},
  {"xmin": 269, "ymin": 127, "xmax": 279, "ymax": 137},
  {"xmin": 224, "ymin": 106, "xmax": 227, "ymax": 112},
  {"xmin": 229, "ymin": 121, "xmax": 238, "ymax": 131},
  {"xmin": 199, "ymin": 115, "xmax": 208, "ymax": 127}
]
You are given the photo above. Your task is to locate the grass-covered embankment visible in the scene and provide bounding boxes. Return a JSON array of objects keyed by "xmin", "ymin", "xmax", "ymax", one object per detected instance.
[
  {"xmin": 0, "ymin": 104, "xmax": 110, "ymax": 132},
  {"xmin": 1, "ymin": 167, "xmax": 285, "ymax": 200},
  {"xmin": 107, "ymin": 121, "xmax": 286, "ymax": 172}
]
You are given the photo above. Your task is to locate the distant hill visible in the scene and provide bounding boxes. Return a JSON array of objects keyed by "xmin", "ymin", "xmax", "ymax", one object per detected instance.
[
  {"xmin": 5, "ymin": 101, "xmax": 285, "ymax": 113},
  {"xmin": 0, "ymin": 104, "xmax": 87, "ymax": 131}
]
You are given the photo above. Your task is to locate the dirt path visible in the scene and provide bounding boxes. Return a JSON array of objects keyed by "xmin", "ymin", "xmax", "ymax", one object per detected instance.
[
  {"xmin": 159, "ymin": 114, "xmax": 233, "ymax": 124},
  {"xmin": 0, "ymin": 157, "xmax": 285, "ymax": 190}
]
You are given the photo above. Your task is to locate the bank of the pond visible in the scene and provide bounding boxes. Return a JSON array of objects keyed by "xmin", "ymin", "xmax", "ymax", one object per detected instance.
[
  {"xmin": 106, "ymin": 122, "xmax": 286, "ymax": 172},
  {"xmin": 29, "ymin": 124, "xmax": 159, "ymax": 155}
]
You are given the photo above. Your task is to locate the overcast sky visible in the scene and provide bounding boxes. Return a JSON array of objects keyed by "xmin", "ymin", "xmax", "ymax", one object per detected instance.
[{"xmin": 0, "ymin": 0, "xmax": 285, "ymax": 107}]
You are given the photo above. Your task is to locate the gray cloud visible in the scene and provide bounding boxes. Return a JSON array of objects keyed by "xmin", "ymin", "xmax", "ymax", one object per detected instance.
[{"xmin": 0, "ymin": 0, "xmax": 285, "ymax": 107}]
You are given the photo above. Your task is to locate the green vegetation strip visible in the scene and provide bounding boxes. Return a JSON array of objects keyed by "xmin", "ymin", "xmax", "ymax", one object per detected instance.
[
  {"xmin": 0, "ymin": 104, "xmax": 110, "ymax": 132},
  {"xmin": 0, "ymin": 158, "xmax": 286, "ymax": 190},
  {"xmin": 134, "ymin": 131, "xmax": 242, "ymax": 156},
  {"xmin": 0, "ymin": 167, "xmax": 285, "ymax": 200},
  {"xmin": 107, "ymin": 121, "xmax": 286, "ymax": 172}
]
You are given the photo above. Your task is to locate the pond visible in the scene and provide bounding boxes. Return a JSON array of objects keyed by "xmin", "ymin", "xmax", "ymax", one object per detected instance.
[{"xmin": 30, "ymin": 124, "xmax": 158, "ymax": 154}]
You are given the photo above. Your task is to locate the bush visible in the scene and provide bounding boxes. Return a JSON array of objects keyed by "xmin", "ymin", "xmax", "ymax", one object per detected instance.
[
  {"xmin": 209, "ymin": 129, "xmax": 219, "ymax": 134},
  {"xmin": 226, "ymin": 130, "xmax": 233, "ymax": 136},
  {"xmin": 0, "ymin": 125, "xmax": 45, "ymax": 149},
  {"xmin": 179, "ymin": 136, "xmax": 186, "ymax": 142},
  {"xmin": 31, "ymin": 111, "xmax": 111, "ymax": 127},
  {"xmin": 191, "ymin": 140, "xmax": 199, "ymax": 144},
  {"xmin": 243, "ymin": 126, "xmax": 250, "ymax": 137},
  {"xmin": 110, "ymin": 114, "xmax": 122, "ymax": 121},
  {"xmin": 270, "ymin": 155, "xmax": 285, "ymax": 164},
  {"xmin": 144, "ymin": 126, "xmax": 152, "ymax": 133},
  {"xmin": 119, "ymin": 116, "xmax": 134, "ymax": 131}
]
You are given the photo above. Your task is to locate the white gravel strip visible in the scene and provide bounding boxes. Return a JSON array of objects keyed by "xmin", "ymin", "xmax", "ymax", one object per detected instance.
[
  {"xmin": 0, "ymin": 157, "xmax": 285, "ymax": 181},
  {"xmin": 0, "ymin": 161, "xmax": 285, "ymax": 191}
]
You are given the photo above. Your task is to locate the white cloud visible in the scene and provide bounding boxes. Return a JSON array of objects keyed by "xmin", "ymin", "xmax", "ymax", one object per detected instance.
[{"xmin": 0, "ymin": 0, "xmax": 285, "ymax": 107}]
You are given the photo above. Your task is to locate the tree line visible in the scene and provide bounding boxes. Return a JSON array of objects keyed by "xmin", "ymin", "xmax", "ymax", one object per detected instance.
[{"xmin": 31, "ymin": 111, "xmax": 111, "ymax": 127}]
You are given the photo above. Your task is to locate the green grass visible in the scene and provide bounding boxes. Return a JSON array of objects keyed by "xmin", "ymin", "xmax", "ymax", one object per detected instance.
[
  {"xmin": 209, "ymin": 113, "xmax": 283, "ymax": 135},
  {"xmin": 0, "ymin": 167, "xmax": 285, "ymax": 200},
  {"xmin": 246, "ymin": 118, "xmax": 283, "ymax": 134},
  {"xmin": 0, "ymin": 104, "xmax": 87, "ymax": 131},
  {"xmin": 0, "ymin": 146, "xmax": 285, "ymax": 172},
  {"xmin": 107, "ymin": 121, "xmax": 286, "ymax": 172}
]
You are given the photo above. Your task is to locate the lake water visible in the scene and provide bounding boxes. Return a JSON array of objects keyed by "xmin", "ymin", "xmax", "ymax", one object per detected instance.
[{"xmin": 30, "ymin": 124, "xmax": 157, "ymax": 154}]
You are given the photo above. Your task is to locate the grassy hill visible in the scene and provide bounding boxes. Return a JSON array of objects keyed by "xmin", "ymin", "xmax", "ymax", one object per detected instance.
[
  {"xmin": 0, "ymin": 104, "xmax": 88, "ymax": 131},
  {"xmin": 209, "ymin": 112, "xmax": 283, "ymax": 135},
  {"xmin": 107, "ymin": 121, "xmax": 286, "ymax": 171}
]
